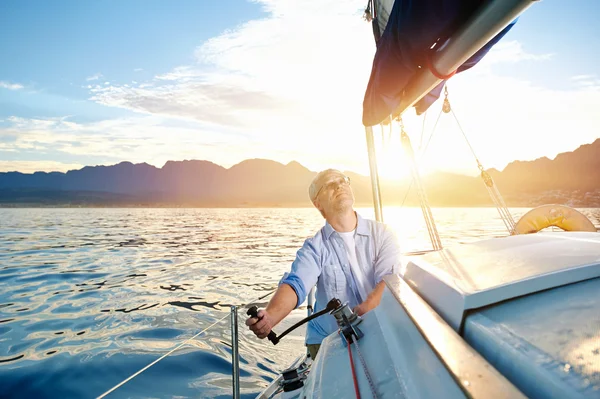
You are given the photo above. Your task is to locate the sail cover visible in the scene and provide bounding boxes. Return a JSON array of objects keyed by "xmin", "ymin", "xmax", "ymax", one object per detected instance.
[{"xmin": 362, "ymin": 0, "xmax": 516, "ymax": 126}]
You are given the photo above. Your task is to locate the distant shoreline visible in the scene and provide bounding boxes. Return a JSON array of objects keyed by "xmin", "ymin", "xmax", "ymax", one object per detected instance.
[{"xmin": 2, "ymin": 204, "xmax": 600, "ymax": 209}]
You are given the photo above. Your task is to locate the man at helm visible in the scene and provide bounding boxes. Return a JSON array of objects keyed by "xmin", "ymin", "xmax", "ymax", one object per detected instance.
[{"xmin": 246, "ymin": 169, "xmax": 402, "ymax": 359}]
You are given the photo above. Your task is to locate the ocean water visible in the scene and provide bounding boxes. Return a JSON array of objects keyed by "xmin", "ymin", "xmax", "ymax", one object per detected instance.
[{"xmin": 1, "ymin": 207, "xmax": 599, "ymax": 398}]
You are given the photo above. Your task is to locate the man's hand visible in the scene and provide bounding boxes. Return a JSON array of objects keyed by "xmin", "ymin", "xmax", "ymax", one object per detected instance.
[
  {"xmin": 353, "ymin": 302, "xmax": 371, "ymax": 316},
  {"xmin": 245, "ymin": 284, "xmax": 297, "ymax": 340},
  {"xmin": 245, "ymin": 309, "xmax": 274, "ymax": 339},
  {"xmin": 353, "ymin": 281, "xmax": 386, "ymax": 316}
]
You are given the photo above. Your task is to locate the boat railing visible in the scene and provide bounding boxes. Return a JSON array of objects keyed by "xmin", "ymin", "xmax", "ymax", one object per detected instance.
[{"xmin": 95, "ymin": 287, "xmax": 283, "ymax": 399}]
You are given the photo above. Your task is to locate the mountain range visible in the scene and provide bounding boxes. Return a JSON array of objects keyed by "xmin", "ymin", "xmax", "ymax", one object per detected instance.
[{"xmin": 1, "ymin": 139, "xmax": 599, "ymax": 207}]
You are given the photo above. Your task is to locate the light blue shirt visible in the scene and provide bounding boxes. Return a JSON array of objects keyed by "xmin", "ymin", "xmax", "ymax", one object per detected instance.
[{"xmin": 280, "ymin": 213, "xmax": 401, "ymax": 344}]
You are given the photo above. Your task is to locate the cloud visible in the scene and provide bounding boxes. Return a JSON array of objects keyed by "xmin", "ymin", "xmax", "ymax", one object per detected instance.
[
  {"xmin": 86, "ymin": 73, "xmax": 103, "ymax": 81},
  {"xmin": 571, "ymin": 74, "xmax": 595, "ymax": 81},
  {"xmin": 87, "ymin": 0, "xmax": 371, "ymax": 141},
  {"xmin": 0, "ymin": 113, "xmax": 302, "ymax": 173},
  {"xmin": 88, "ymin": 78, "xmax": 292, "ymax": 127},
  {"xmin": 570, "ymin": 74, "xmax": 600, "ymax": 89},
  {"xmin": 0, "ymin": 81, "xmax": 24, "ymax": 90},
  {"xmin": 82, "ymin": 1, "xmax": 599, "ymax": 176},
  {"xmin": 0, "ymin": 160, "xmax": 85, "ymax": 173},
  {"xmin": 480, "ymin": 40, "xmax": 553, "ymax": 66},
  {"xmin": 7, "ymin": 1, "xmax": 599, "ymax": 176}
]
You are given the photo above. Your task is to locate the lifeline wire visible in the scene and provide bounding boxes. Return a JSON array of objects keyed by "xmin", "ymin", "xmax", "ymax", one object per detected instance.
[
  {"xmin": 96, "ymin": 288, "xmax": 277, "ymax": 399},
  {"xmin": 96, "ymin": 312, "xmax": 230, "ymax": 399}
]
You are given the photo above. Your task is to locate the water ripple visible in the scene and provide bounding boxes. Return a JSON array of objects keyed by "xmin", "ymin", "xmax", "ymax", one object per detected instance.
[{"xmin": 0, "ymin": 207, "xmax": 598, "ymax": 398}]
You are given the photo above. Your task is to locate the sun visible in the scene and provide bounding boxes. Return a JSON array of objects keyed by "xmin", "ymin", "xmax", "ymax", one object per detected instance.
[
  {"xmin": 372, "ymin": 130, "xmax": 412, "ymax": 182},
  {"xmin": 362, "ymin": 111, "xmax": 484, "ymax": 183}
]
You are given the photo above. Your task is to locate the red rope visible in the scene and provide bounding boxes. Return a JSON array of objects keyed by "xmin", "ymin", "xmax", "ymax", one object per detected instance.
[
  {"xmin": 347, "ymin": 342, "xmax": 361, "ymax": 399},
  {"xmin": 425, "ymin": 52, "xmax": 457, "ymax": 80}
]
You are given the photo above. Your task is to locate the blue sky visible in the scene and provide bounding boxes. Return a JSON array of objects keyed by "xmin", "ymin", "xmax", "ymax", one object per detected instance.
[
  {"xmin": 0, "ymin": 1, "xmax": 263, "ymax": 120},
  {"xmin": 1, "ymin": 0, "xmax": 599, "ymax": 175}
]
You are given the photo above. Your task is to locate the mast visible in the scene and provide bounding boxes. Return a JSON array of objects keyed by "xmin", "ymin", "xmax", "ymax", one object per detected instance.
[{"xmin": 365, "ymin": 126, "xmax": 384, "ymax": 222}]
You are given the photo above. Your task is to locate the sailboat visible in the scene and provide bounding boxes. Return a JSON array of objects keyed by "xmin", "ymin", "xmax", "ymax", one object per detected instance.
[{"xmin": 244, "ymin": 1, "xmax": 600, "ymax": 398}]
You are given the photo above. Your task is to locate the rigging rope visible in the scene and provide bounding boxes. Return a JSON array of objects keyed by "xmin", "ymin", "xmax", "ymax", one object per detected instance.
[
  {"xmin": 96, "ymin": 288, "xmax": 277, "ymax": 399},
  {"xmin": 398, "ymin": 118, "xmax": 443, "ymax": 251},
  {"xmin": 400, "ymin": 108, "xmax": 442, "ymax": 209},
  {"xmin": 348, "ymin": 343, "xmax": 362, "ymax": 399},
  {"xmin": 394, "ymin": 85, "xmax": 518, "ymax": 239},
  {"xmin": 444, "ymin": 88, "xmax": 516, "ymax": 234},
  {"xmin": 423, "ymin": 107, "xmax": 443, "ymax": 156},
  {"xmin": 419, "ymin": 111, "xmax": 427, "ymax": 150},
  {"xmin": 400, "ymin": 85, "xmax": 517, "ymax": 235}
]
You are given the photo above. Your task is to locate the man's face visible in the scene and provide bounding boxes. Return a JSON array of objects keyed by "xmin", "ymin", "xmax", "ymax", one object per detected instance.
[{"xmin": 314, "ymin": 172, "xmax": 354, "ymax": 214}]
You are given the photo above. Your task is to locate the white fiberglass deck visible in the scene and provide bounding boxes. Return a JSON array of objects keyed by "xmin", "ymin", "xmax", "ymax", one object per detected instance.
[
  {"xmin": 464, "ymin": 276, "xmax": 600, "ymax": 398},
  {"xmin": 402, "ymin": 232, "xmax": 600, "ymax": 330}
]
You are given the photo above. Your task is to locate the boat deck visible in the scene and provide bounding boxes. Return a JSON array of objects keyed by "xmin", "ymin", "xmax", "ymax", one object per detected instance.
[
  {"xmin": 403, "ymin": 232, "xmax": 600, "ymax": 330},
  {"xmin": 464, "ymin": 276, "xmax": 600, "ymax": 398}
]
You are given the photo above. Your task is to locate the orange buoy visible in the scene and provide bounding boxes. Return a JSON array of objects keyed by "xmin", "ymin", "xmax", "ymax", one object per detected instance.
[{"xmin": 514, "ymin": 204, "xmax": 597, "ymax": 234}]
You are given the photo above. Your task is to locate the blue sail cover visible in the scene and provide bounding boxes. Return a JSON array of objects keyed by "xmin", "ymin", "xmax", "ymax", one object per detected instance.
[{"xmin": 362, "ymin": 0, "xmax": 516, "ymax": 127}]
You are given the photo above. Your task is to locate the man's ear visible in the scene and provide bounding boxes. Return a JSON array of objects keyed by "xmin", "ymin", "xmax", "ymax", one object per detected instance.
[{"xmin": 313, "ymin": 199, "xmax": 323, "ymax": 212}]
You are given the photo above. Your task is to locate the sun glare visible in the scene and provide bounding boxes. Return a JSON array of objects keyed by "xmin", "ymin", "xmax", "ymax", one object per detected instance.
[
  {"xmin": 377, "ymin": 149, "xmax": 411, "ymax": 181},
  {"xmin": 357, "ymin": 206, "xmax": 435, "ymax": 253},
  {"xmin": 369, "ymin": 104, "xmax": 505, "ymax": 178},
  {"xmin": 371, "ymin": 127, "xmax": 455, "ymax": 182},
  {"xmin": 373, "ymin": 128, "xmax": 411, "ymax": 182}
]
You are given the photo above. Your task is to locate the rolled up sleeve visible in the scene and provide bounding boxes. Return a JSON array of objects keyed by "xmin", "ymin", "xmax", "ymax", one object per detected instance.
[
  {"xmin": 279, "ymin": 238, "xmax": 321, "ymax": 308},
  {"xmin": 373, "ymin": 225, "xmax": 402, "ymax": 284}
]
